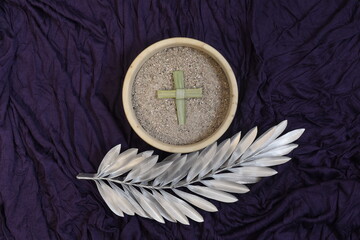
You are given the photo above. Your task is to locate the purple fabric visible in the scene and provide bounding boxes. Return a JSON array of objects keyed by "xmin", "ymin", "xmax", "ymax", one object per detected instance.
[{"xmin": 1, "ymin": 0, "xmax": 360, "ymax": 239}]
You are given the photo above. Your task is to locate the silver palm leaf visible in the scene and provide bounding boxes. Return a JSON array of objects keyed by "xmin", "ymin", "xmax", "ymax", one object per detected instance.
[{"xmin": 77, "ymin": 120, "xmax": 305, "ymax": 224}]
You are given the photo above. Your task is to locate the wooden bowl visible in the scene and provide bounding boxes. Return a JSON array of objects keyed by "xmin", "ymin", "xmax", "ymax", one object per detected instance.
[{"xmin": 122, "ymin": 37, "xmax": 238, "ymax": 153}]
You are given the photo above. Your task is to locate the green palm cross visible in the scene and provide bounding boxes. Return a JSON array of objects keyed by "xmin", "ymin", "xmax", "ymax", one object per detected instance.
[{"xmin": 157, "ymin": 71, "xmax": 203, "ymax": 125}]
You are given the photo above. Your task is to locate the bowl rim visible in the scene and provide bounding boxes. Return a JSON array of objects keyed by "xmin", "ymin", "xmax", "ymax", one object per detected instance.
[{"xmin": 122, "ymin": 37, "xmax": 238, "ymax": 153}]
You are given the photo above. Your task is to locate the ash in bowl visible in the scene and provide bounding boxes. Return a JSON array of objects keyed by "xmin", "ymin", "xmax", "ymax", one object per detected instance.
[{"xmin": 132, "ymin": 46, "xmax": 230, "ymax": 145}]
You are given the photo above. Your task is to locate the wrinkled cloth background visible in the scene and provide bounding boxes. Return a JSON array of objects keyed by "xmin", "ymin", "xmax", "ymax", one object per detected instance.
[{"xmin": 1, "ymin": 0, "xmax": 360, "ymax": 239}]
